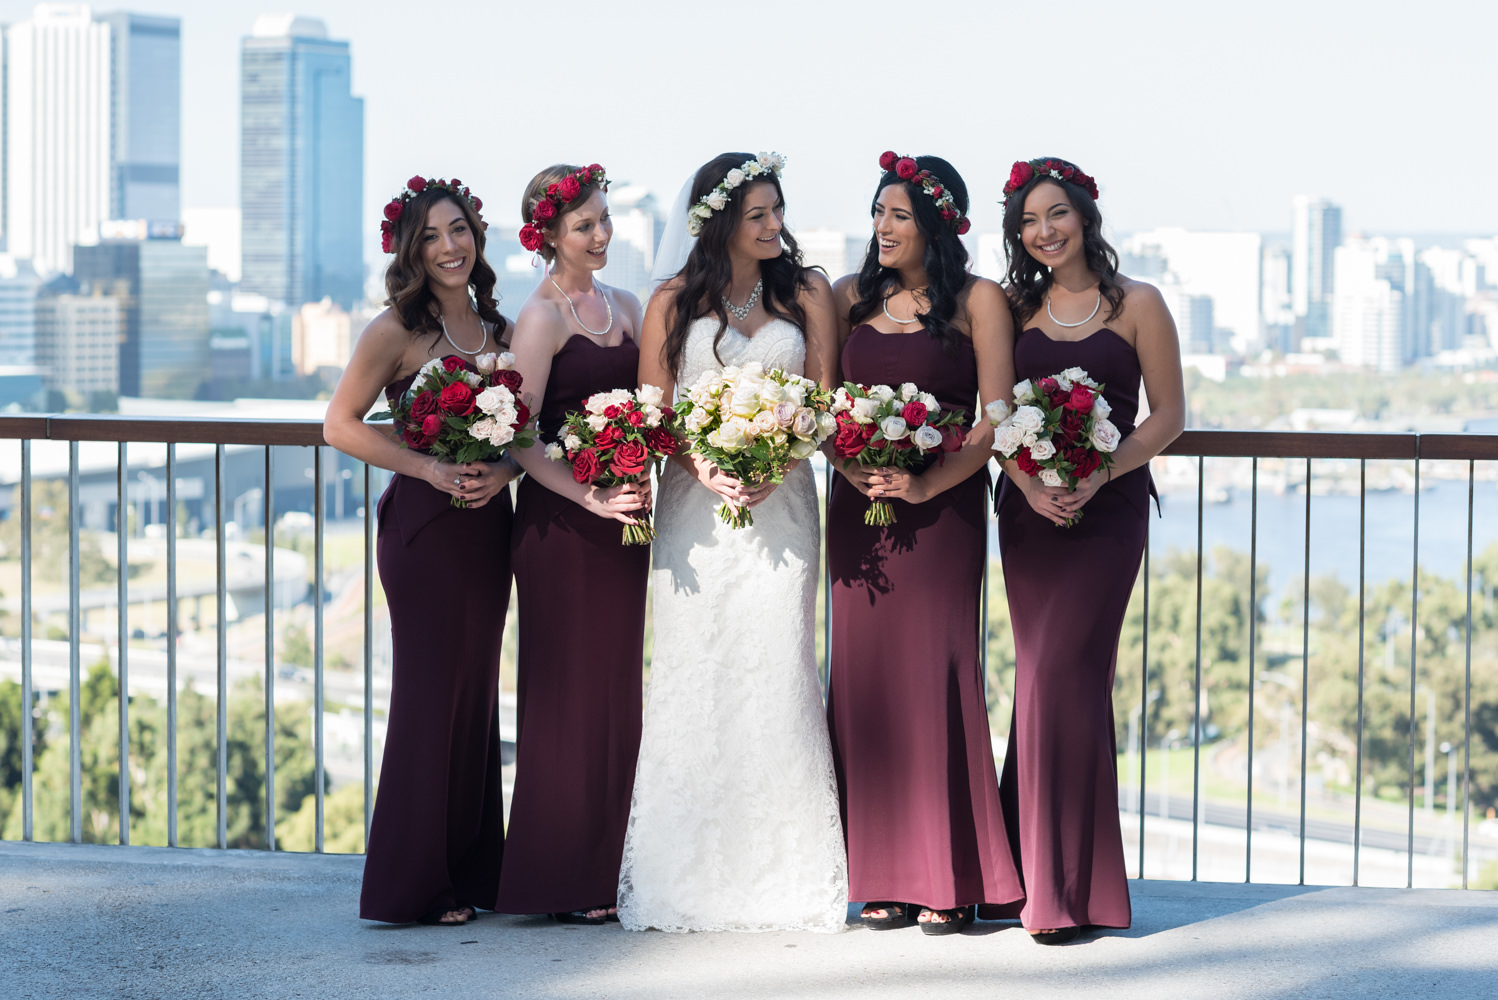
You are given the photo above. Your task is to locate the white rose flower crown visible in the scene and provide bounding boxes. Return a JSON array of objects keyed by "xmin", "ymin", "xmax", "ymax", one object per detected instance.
[{"xmin": 686, "ymin": 153, "xmax": 787, "ymax": 237}]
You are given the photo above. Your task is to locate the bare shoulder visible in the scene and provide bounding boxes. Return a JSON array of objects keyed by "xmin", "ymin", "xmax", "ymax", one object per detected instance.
[
  {"xmin": 961, "ymin": 275, "xmax": 1006, "ymax": 311},
  {"xmin": 513, "ymin": 291, "xmax": 570, "ymax": 340},
  {"xmin": 644, "ymin": 277, "xmax": 683, "ymax": 322},
  {"xmin": 798, "ymin": 267, "xmax": 834, "ymax": 305},
  {"xmin": 598, "ymin": 282, "xmax": 643, "ymax": 315},
  {"xmin": 1118, "ymin": 275, "xmax": 1166, "ymax": 312},
  {"xmin": 830, "ymin": 272, "xmax": 861, "ymax": 311}
]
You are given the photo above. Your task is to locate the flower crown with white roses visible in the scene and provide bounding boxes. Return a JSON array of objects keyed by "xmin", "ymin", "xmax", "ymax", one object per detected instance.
[
  {"xmin": 686, "ymin": 153, "xmax": 786, "ymax": 237},
  {"xmin": 519, "ymin": 164, "xmax": 609, "ymax": 252},
  {"xmin": 380, "ymin": 176, "xmax": 486, "ymax": 254},
  {"xmin": 878, "ymin": 152, "xmax": 971, "ymax": 235},
  {"xmin": 1002, "ymin": 158, "xmax": 1100, "ymax": 207}
]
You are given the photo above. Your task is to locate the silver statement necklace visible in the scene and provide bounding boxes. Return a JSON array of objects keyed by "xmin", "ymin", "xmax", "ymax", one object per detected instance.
[
  {"xmin": 549, "ymin": 272, "xmax": 613, "ymax": 336},
  {"xmin": 1046, "ymin": 288, "xmax": 1102, "ymax": 329},
  {"xmin": 440, "ymin": 305, "xmax": 486, "ymax": 355},
  {"xmin": 724, "ymin": 279, "xmax": 762, "ymax": 323},
  {"xmin": 882, "ymin": 288, "xmax": 923, "ymax": 326}
]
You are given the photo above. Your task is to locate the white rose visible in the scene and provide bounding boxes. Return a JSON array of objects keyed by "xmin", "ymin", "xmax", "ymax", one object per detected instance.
[
  {"xmin": 758, "ymin": 152, "xmax": 777, "ymax": 170},
  {"xmin": 1013, "ymin": 379, "xmax": 1036, "ymax": 403},
  {"xmin": 475, "ymin": 385, "xmax": 513, "ymax": 415},
  {"xmin": 911, "ymin": 424, "xmax": 943, "ymax": 450},
  {"xmin": 637, "ymin": 384, "xmax": 665, "ymax": 407},
  {"xmin": 880, "ymin": 415, "xmax": 909, "ymax": 441},
  {"xmin": 468, "ymin": 417, "xmax": 496, "ymax": 441},
  {"xmin": 869, "ymin": 384, "xmax": 896, "ymax": 404},
  {"xmin": 725, "ymin": 168, "xmax": 746, "ymax": 189},
  {"xmin": 474, "ymin": 352, "xmax": 498, "ymax": 374},
  {"xmin": 753, "ymin": 410, "xmax": 780, "ymax": 435},
  {"xmin": 564, "ymin": 433, "xmax": 583, "ymax": 451},
  {"xmin": 488, "ymin": 423, "xmax": 515, "ymax": 447},
  {"xmin": 739, "ymin": 361, "xmax": 765, "ymax": 378},
  {"xmin": 706, "ymin": 190, "xmax": 729, "ymax": 211},
  {"xmin": 985, "ymin": 400, "xmax": 1011, "ymax": 424},
  {"xmin": 1093, "ymin": 395, "xmax": 1112, "ymax": 418},
  {"xmin": 1055, "ymin": 373, "xmax": 1073, "ymax": 391},
  {"xmin": 1039, "ymin": 468, "xmax": 1064, "ymax": 487},
  {"xmin": 899, "ymin": 382, "xmax": 919, "ymax": 401},
  {"xmin": 1061, "ymin": 366, "xmax": 1088, "ymax": 386},
  {"xmin": 716, "ymin": 422, "xmax": 748, "ymax": 451},
  {"xmin": 850, "ymin": 397, "xmax": 880, "ymax": 424},
  {"xmin": 641, "ymin": 405, "xmax": 663, "ymax": 427},
  {"xmin": 1011, "ymin": 405, "xmax": 1046, "ymax": 435},
  {"xmin": 993, "ymin": 422, "xmax": 1025, "ymax": 457},
  {"xmin": 782, "ymin": 382, "xmax": 806, "ymax": 407},
  {"xmin": 685, "ymin": 407, "xmax": 714, "ymax": 433},
  {"xmin": 497, "ymin": 352, "xmax": 516, "ymax": 369},
  {"xmin": 1029, "ymin": 437, "xmax": 1057, "ymax": 460},
  {"xmin": 772, "ymin": 401, "xmax": 798, "ymax": 428},
  {"xmin": 491, "ymin": 404, "xmax": 517, "ymax": 428},
  {"xmin": 758, "ymin": 380, "xmax": 786, "ymax": 405},
  {"xmin": 745, "ymin": 161, "xmax": 763, "ymax": 177},
  {"xmin": 464, "ymin": 371, "xmax": 483, "ymax": 389},
  {"xmin": 1021, "ymin": 431, "xmax": 1039, "ymax": 448},
  {"xmin": 790, "ymin": 407, "xmax": 818, "ymax": 438},
  {"xmin": 789, "ymin": 437, "xmax": 818, "ymax": 460},
  {"xmin": 919, "ymin": 392, "xmax": 940, "ymax": 413},
  {"xmin": 729, "ymin": 388, "xmax": 761, "ymax": 418},
  {"xmin": 831, "ymin": 387, "xmax": 853, "ymax": 414},
  {"xmin": 1090, "ymin": 418, "xmax": 1121, "ymax": 453},
  {"xmin": 816, "ymin": 412, "xmax": 838, "ymax": 438},
  {"xmin": 586, "ymin": 413, "xmax": 608, "ymax": 432},
  {"xmin": 417, "ymin": 357, "xmax": 444, "ymax": 381},
  {"xmin": 736, "ymin": 416, "xmax": 759, "ymax": 441},
  {"xmin": 544, "ymin": 442, "xmax": 565, "ymax": 461}
]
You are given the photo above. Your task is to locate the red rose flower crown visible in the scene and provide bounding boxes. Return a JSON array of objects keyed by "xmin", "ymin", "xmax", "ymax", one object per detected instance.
[
  {"xmin": 1002, "ymin": 158, "xmax": 1100, "ymax": 207},
  {"xmin": 380, "ymin": 176, "xmax": 486, "ymax": 254},
  {"xmin": 519, "ymin": 164, "xmax": 609, "ymax": 252},
  {"xmin": 878, "ymin": 151, "xmax": 971, "ymax": 236}
]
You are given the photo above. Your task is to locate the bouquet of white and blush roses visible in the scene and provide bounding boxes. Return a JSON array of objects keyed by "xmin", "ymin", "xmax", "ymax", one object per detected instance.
[
  {"xmin": 829, "ymin": 381, "xmax": 966, "ymax": 526},
  {"xmin": 674, "ymin": 361, "xmax": 836, "ymax": 528},
  {"xmin": 989, "ymin": 366, "xmax": 1119, "ymax": 526}
]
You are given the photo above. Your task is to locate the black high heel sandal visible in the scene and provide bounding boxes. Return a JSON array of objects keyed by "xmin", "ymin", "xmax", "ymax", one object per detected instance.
[
  {"xmin": 1029, "ymin": 926, "xmax": 1082, "ymax": 945},
  {"xmin": 918, "ymin": 905, "xmax": 974, "ymax": 936},
  {"xmin": 860, "ymin": 901, "xmax": 915, "ymax": 930}
]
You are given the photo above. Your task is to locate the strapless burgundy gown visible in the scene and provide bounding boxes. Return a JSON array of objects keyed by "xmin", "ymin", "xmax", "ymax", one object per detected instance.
[
  {"xmin": 826, "ymin": 325, "xmax": 1022, "ymax": 912},
  {"xmin": 493, "ymin": 334, "xmax": 649, "ymax": 915},
  {"xmin": 360, "ymin": 362, "xmax": 510, "ymax": 923},
  {"xmin": 991, "ymin": 326, "xmax": 1153, "ymax": 931}
]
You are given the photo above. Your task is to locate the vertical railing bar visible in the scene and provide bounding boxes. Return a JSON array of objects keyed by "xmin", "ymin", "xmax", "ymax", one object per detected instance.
[
  {"xmin": 363, "ymin": 462, "xmax": 374, "ymax": 842},
  {"xmin": 1191, "ymin": 455, "xmax": 1204, "ymax": 881},
  {"xmin": 314, "ymin": 447, "xmax": 326, "ymax": 852},
  {"xmin": 1462, "ymin": 459, "xmax": 1474, "ymax": 889},
  {"xmin": 1353, "ymin": 459, "xmax": 1367, "ymax": 885},
  {"xmin": 1245, "ymin": 457, "xmax": 1258, "ymax": 883},
  {"xmin": 216, "ymin": 445, "xmax": 228, "ymax": 849},
  {"xmin": 1138, "ymin": 524, "xmax": 1150, "ymax": 878},
  {"xmin": 264, "ymin": 446, "xmax": 276, "ymax": 851},
  {"xmin": 68, "ymin": 440, "xmax": 81, "ymax": 845},
  {"xmin": 1406, "ymin": 455, "xmax": 1420, "ymax": 888},
  {"xmin": 20, "ymin": 438, "xmax": 34, "ymax": 841},
  {"xmin": 116, "ymin": 443, "xmax": 130, "ymax": 845},
  {"xmin": 1298, "ymin": 456, "xmax": 1310, "ymax": 885},
  {"xmin": 166, "ymin": 444, "xmax": 178, "ymax": 846}
]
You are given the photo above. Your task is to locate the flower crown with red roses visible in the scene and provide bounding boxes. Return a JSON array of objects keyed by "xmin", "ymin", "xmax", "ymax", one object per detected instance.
[
  {"xmin": 1002, "ymin": 158, "xmax": 1100, "ymax": 206},
  {"xmin": 519, "ymin": 164, "xmax": 609, "ymax": 253},
  {"xmin": 878, "ymin": 151, "xmax": 971, "ymax": 236},
  {"xmin": 380, "ymin": 176, "xmax": 486, "ymax": 254}
]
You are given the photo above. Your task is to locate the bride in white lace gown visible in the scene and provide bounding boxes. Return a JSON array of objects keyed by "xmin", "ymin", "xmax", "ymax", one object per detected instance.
[{"xmin": 619, "ymin": 153, "xmax": 848, "ymax": 933}]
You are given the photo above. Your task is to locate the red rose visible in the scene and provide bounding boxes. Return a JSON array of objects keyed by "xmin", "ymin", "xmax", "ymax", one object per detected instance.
[
  {"xmin": 1059, "ymin": 410, "xmax": 1084, "ymax": 444},
  {"xmin": 438, "ymin": 381, "xmax": 475, "ymax": 415},
  {"xmin": 610, "ymin": 440, "xmax": 648, "ymax": 479},
  {"xmin": 383, "ymin": 200, "xmax": 402, "ymax": 222},
  {"xmin": 437, "ymin": 178, "xmax": 448, "ymax": 187},
  {"xmin": 900, "ymin": 400, "xmax": 928, "ymax": 426},
  {"xmin": 409, "ymin": 390, "xmax": 439, "ymax": 421},
  {"xmin": 603, "ymin": 404, "xmax": 621, "ymax": 419},
  {"xmin": 931, "ymin": 185, "xmax": 943, "ymax": 197},
  {"xmin": 661, "ymin": 406, "xmax": 676, "ymax": 422},
  {"xmin": 645, "ymin": 427, "xmax": 679, "ymax": 456},
  {"xmin": 588, "ymin": 162, "xmax": 603, "ymax": 174},
  {"xmin": 1038, "ymin": 377, "xmax": 1058, "ymax": 394},
  {"xmin": 407, "ymin": 176, "xmax": 427, "ymax": 193},
  {"xmin": 834, "ymin": 420, "xmax": 869, "ymax": 459},
  {"xmin": 449, "ymin": 178, "xmax": 462, "ymax": 187},
  {"xmin": 380, "ymin": 219, "xmax": 394, "ymax": 235},
  {"xmin": 492, "ymin": 369, "xmax": 522, "ymax": 392},
  {"xmin": 442, "ymin": 356, "xmax": 463, "ymax": 372},
  {"xmin": 895, "ymin": 157, "xmax": 918, "ymax": 181},
  {"xmin": 571, "ymin": 448, "xmax": 600, "ymax": 484},
  {"xmin": 519, "ymin": 224, "xmax": 544, "ymax": 251},
  {"xmin": 471, "ymin": 196, "xmax": 483, "ymax": 212},
  {"xmin": 941, "ymin": 425, "xmax": 965, "ymax": 452},
  {"xmin": 559, "ymin": 175, "xmax": 582, "ymax": 201},
  {"xmin": 1016, "ymin": 447, "xmax": 1040, "ymax": 477},
  {"xmin": 891, "ymin": 436, "xmax": 915, "ymax": 451},
  {"xmin": 594, "ymin": 425, "xmax": 622, "ymax": 450},
  {"xmin": 513, "ymin": 401, "xmax": 530, "ymax": 430},
  {"xmin": 879, "ymin": 151, "xmax": 898, "ymax": 171},
  {"xmin": 546, "ymin": 182, "xmax": 560, "ymax": 198},
  {"xmin": 532, "ymin": 198, "xmax": 556, "ymax": 222},
  {"xmin": 1048, "ymin": 387, "xmax": 1069, "ymax": 407},
  {"xmin": 1069, "ymin": 448, "xmax": 1101, "ymax": 479},
  {"xmin": 862, "ymin": 422, "xmax": 878, "ymax": 441},
  {"xmin": 957, "ymin": 218, "xmax": 972, "ymax": 235},
  {"xmin": 627, "ymin": 410, "xmax": 645, "ymax": 427},
  {"xmin": 941, "ymin": 208, "xmax": 957, "ymax": 221},
  {"xmin": 1068, "ymin": 385, "xmax": 1095, "ymax": 413},
  {"xmin": 1006, "ymin": 161, "xmax": 1034, "ymax": 194},
  {"xmin": 381, "ymin": 234, "xmax": 393, "ymax": 254}
]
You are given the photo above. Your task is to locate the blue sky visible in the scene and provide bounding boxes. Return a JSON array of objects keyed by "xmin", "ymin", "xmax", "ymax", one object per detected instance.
[{"xmin": 3, "ymin": 0, "xmax": 1495, "ymax": 243}]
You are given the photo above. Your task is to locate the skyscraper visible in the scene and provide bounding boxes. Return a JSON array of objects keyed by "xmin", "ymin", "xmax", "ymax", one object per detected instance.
[
  {"xmin": 98, "ymin": 11, "xmax": 180, "ymax": 223},
  {"xmin": 240, "ymin": 15, "xmax": 364, "ymax": 309},
  {"xmin": 1291, "ymin": 196, "xmax": 1342, "ymax": 343}
]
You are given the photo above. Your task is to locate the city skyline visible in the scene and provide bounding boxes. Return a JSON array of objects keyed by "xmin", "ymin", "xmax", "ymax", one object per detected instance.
[{"xmin": 1, "ymin": 0, "xmax": 1494, "ymax": 251}]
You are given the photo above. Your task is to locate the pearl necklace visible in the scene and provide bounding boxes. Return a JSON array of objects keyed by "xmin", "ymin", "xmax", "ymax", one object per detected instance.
[
  {"xmin": 1046, "ymin": 289, "xmax": 1102, "ymax": 329},
  {"xmin": 723, "ymin": 279, "xmax": 762, "ymax": 323},
  {"xmin": 440, "ymin": 306, "xmax": 486, "ymax": 355},
  {"xmin": 549, "ymin": 273, "xmax": 613, "ymax": 336}
]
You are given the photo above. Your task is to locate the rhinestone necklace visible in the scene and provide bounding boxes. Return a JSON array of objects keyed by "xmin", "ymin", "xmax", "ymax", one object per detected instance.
[
  {"xmin": 549, "ymin": 273, "xmax": 613, "ymax": 336},
  {"xmin": 723, "ymin": 279, "xmax": 762, "ymax": 323},
  {"xmin": 440, "ymin": 306, "xmax": 486, "ymax": 355}
]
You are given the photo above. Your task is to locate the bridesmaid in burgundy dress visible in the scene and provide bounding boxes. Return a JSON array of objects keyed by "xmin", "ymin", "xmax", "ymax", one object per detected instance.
[
  {"xmin": 325, "ymin": 178, "xmax": 514, "ymax": 925},
  {"xmin": 493, "ymin": 164, "xmax": 651, "ymax": 924},
  {"xmin": 992, "ymin": 157, "xmax": 1184, "ymax": 943},
  {"xmin": 826, "ymin": 153, "xmax": 1023, "ymax": 935}
]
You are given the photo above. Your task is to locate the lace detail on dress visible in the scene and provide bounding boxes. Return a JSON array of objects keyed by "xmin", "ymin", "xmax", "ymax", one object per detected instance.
[{"xmin": 617, "ymin": 317, "xmax": 849, "ymax": 933}]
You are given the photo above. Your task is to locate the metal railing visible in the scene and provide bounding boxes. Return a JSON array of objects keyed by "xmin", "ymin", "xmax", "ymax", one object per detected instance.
[{"xmin": 0, "ymin": 416, "xmax": 1494, "ymax": 892}]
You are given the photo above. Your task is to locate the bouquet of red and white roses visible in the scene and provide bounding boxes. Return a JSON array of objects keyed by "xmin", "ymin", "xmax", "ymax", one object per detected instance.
[
  {"xmin": 385, "ymin": 352, "xmax": 537, "ymax": 507},
  {"xmin": 989, "ymin": 366, "xmax": 1119, "ymax": 526},
  {"xmin": 829, "ymin": 382, "xmax": 966, "ymax": 526},
  {"xmin": 674, "ymin": 361, "xmax": 836, "ymax": 529},
  {"xmin": 547, "ymin": 385, "xmax": 680, "ymax": 545}
]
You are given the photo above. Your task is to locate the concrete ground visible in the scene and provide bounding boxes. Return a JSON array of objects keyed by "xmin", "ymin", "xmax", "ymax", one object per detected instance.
[{"xmin": 2, "ymin": 840, "xmax": 1496, "ymax": 1000}]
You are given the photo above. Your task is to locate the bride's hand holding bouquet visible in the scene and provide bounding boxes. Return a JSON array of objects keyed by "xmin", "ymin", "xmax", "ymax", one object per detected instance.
[{"xmin": 674, "ymin": 361, "xmax": 836, "ymax": 528}]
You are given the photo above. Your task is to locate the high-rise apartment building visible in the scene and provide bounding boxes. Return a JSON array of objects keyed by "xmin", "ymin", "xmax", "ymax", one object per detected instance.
[
  {"xmin": 1291, "ymin": 196, "xmax": 1341, "ymax": 343},
  {"xmin": 1332, "ymin": 238, "xmax": 1405, "ymax": 373},
  {"xmin": 240, "ymin": 15, "xmax": 364, "ymax": 309},
  {"xmin": 36, "ymin": 277, "xmax": 122, "ymax": 400},
  {"xmin": 0, "ymin": 254, "xmax": 41, "ymax": 365},
  {"xmin": 98, "ymin": 11, "xmax": 180, "ymax": 223}
]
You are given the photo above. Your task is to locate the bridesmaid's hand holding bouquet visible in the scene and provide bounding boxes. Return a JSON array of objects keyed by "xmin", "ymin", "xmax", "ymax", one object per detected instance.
[
  {"xmin": 549, "ymin": 386, "xmax": 680, "ymax": 545},
  {"xmin": 674, "ymin": 362, "xmax": 836, "ymax": 529},
  {"xmin": 829, "ymin": 382, "xmax": 966, "ymax": 526},
  {"xmin": 990, "ymin": 367, "xmax": 1119, "ymax": 527}
]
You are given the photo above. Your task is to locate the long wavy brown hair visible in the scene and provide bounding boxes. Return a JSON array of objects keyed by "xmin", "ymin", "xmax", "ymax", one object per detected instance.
[
  {"xmin": 384, "ymin": 187, "xmax": 506, "ymax": 343},
  {"xmin": 1002, "ymin": 159, "xmax": 1123, "ymax": 327}
]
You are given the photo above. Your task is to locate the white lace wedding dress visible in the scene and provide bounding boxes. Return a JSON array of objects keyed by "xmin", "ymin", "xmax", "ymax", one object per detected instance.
[{"xmin": 617, "ymin": 316, "xmax": 849, "ymax": 933}]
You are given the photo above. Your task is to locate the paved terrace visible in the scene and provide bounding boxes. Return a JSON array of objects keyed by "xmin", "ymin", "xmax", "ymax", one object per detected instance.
[{"xmin": 3, "ymin": 842, "xmax": 1497, "ymax": 999}]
